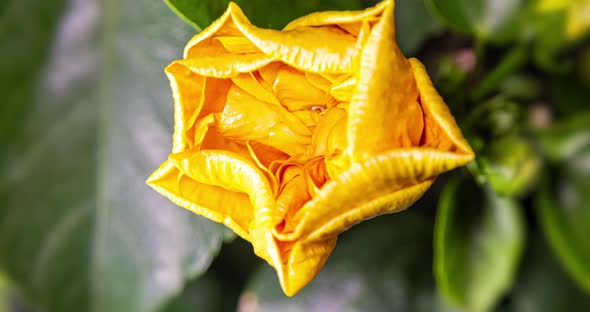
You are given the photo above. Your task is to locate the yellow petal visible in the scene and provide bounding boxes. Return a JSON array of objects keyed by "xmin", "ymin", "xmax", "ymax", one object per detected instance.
[
  {"xmin": 346, "ymin": 0, "xmax": 420, "ymax": 161},
  {"xmin": 312, "ymin": 107, "xmax": 347, "ymax": 156},
  {"xmin": 214, "ymin": 36, "xmax": 260, "ymax": 54},
  {"xmin": 274, "ymin": 237, "xmax": 337, "ymax": 296},
  {"xmin": 329, "ymin": 75, "xmax": 356, "ymax": 102},
  {"xmin": 278, "ymin": 148, "xmax": 474, "ymax": 242},
  {"xmin": 274, "ymin": 166, "xmax": 310, "ymax": 222},
  {"xmin": 175, "ymin": 55, "xmax": 274, "ymax": 79},
  {"xmin": 273, "ymin": 65, "xmax": 333, "ymax": 111},
  {"xmin": 166, "ymin": 63, "xmax": 233, "ymax": 152},
  {"xmin": 284, "ymin": 0, "xmax": 388, "ymax": 31},
  {"xmin": 305, "ymin": 71, "xmax": 333, "ymax": 92},
  {"xmin": 167, "ymin": 149, "xmax": 280, "ymax": 264},
  {"xmin": 183, "ymin": 3, "xmax": 359, "ymax": 74},
  {"xmin": 231, "ymin": 72, "xmax": 281, "ymax": 106},
  {"xmin": 216, "ymin": 84, "xmax": 312, "ymax": 155},
  {"xmin": 147, "ymin": 159, "xmax": 253, "ymax": 240},
  {"xmin": 409, "ymin": 58, "xmax": 474, "ymax": 155}
]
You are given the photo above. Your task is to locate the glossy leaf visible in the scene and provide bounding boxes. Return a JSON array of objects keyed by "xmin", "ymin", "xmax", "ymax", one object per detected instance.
[
  {"xmin": 239, "ymin": 211, "xmax": 448, "ymax": 312},
  {"xmin": 426, "ymin": 0, "xmax": 523, "ymax": 42},
  {"xmin": 394, "ymin": 0, "xmax": 444, "ymax": 54},
  {"xmin": 536, "ymin": 146, "xmax": 590, "ymax": 293},
  {"xmin": 164, "ymin": 0, "xmax": 209, "ymax": 30},
  {"xmin": 0, "ymin": 0, "xmax": 227, "ymax": 311},
  {"xmin": 166, "ymin": 0, "xmax": 362, "ymax": 30},
  {"xmin": 435, "ymin": 176, "xmax": 525, "ymax": 312}
]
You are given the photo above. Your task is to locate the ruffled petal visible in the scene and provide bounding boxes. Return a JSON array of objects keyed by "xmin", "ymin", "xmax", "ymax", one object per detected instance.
[
  {"xmin": 183, "ymin": 3, "xmax": 360, "ymax": 74},
  {"xmin": 279, "ymin": 148, "xmax": 474, "ymax": 241},
  {"xmin": 272, "ymin": 65, "xmax": 334, "ymax": 111},
  {"xmin": 216, "ymin": 84, "xmax": 312, "ymax": 155},
  {"xmin": 283, "ymin": 0, "xmax": 388, "ymax": 31},
  {"xmin": 175, "ymin": 55, "xmax": 274, "ymax": 78},
  {"xmin": 166, "ymin": 63, "xmax": 232, "ymax": 152},
  {"xmin": 147, "ymin": 159, "xmax": 253, "ymax": 239},
  {"xmin": 409, "ymin": 58, "xmax": 474, "ymax": 155},
  {"xmin": 345, "ymin": 0, "xmax": 421, "ymax": 161},
  {"xmin": 275, "ymin": 237, "xmax": 337, "ymax": 296}
]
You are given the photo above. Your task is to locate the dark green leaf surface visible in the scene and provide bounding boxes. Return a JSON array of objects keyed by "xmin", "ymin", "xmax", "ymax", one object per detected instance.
[
  {"xmin": 0, "ymin": 0, "xmax": 227, "ymax": 311},
  {"xmin": 536, "ymin": 146, "xmax": 590, "ymax": 293},
  {"xmin": 395, "ymin": 0, "xmax": 444, "ymax": 54},
  {"xmin": 426, "ymin": 0, "xmax": 523, "ymax": 42},
  {"xmin": 435, "ymin": 176, "xmax": 525, "ymax": 312},
  {"xmin": 241, "ymin": 211, "xmax": 447, "ymax": 312}
]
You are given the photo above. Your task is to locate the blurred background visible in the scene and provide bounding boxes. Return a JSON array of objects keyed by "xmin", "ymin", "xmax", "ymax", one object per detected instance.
[{"xmin": 1, "ymin": 0, "xmax": 589, "ymax": 311}]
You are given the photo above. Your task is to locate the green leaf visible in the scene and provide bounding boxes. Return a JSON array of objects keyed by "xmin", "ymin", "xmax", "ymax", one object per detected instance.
[
  {"xmin": 480, "ymin": 136, "xmax": 542, "ymax": 197},
  {"xmin": 538, "ymin": 113, "xmax": 590, "ymax": 162},
  {"xmin": 435, "ymin": 176, "xmax": 525, "ymax": 312},
  {"xmin": 164, "ymin": 0, "xmax": 209, "ymax": 31},
  {"xmin": 240, "ymin": 212, "xmax": 447, "ymax": 312},
  {"xmin": 536, "ymin": 147, "xmax": 590, "ymax": 293},
  {"xmin": 165, "ymin": 0, "xmax": 362, "ymax": 30},
  {"xmin": 426, "ymin": 0, "xmax": 524, "ymax": 42},
  {"xmin": 510, "ymin": 235, "xmax": 590, "ymax": 312},
  {"xmin": 0, "ymin": 0, "xmax": 227, "ymax": 311},
  {"xmin": 394, "ymin": 0, "xmax": 444, "ymax": 54}
]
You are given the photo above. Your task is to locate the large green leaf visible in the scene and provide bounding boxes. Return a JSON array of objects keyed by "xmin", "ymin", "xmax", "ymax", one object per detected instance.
[
  {"xmin": 240, "ymin": 211, "xmax": 453, "ymax": 312},
  {"xmin": 166, "ymin": 0, "xmax": 362, "ymax": 30},
  {"xmin": 536, "ymin": 145, "xmax": 590, "ymax": 293},
  {"xmin": 434, "ymin": 175, "xmax": 525, "ymax": 312},
  {"xmin": 0, "ymin": 0, "xmax": 227, "ymax": 311},
  {"xmin": 426, "ymin": 0, "xmax": 523, "ymax": 42}
]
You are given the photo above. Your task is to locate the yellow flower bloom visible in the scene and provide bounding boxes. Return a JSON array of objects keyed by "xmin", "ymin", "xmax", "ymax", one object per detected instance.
[{"xmin": 148, "ymin": 0, "xmax": 474, "ymax": 296}]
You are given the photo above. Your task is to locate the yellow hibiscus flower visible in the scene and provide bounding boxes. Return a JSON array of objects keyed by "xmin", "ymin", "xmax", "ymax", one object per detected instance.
[{"xmin": 148, "ymin": 0, "xmax": 474, "ymax": 296}]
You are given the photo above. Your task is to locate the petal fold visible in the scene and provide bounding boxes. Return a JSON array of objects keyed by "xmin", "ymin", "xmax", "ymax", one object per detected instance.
[
  {"xmin": 281, "ymin": 148, "xmax": 474, "ymax": 241},
  {"xmin": 345, "ymin": 0, "xmax": 420, "ymax": 161}
]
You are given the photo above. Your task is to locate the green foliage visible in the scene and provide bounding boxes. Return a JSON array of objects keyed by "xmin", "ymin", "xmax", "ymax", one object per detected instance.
[
  {"xmin": 537, "ymin": 125, "xmax": 590, "ymax": 292},
  {"xmin": 426, "ymin": 0, "xmax": 523, "ymax": 42},
  {"xmin": 510, "ymin": 236, "xmax": 590, "ymax": 312},
  {"xmin": 435, "ymin": 176, "xmax": 525, "ymax": 312},
  {"xmin": 166, "ymin": 0, "xmax": 362, "ymax": 30},
  {"xmin": 1, "ymin": 0, "xmax": 590, "ymax": 311},
  {"xmin": 0, "ymin": 0, "xmax": 228, "ymax": 311}
]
